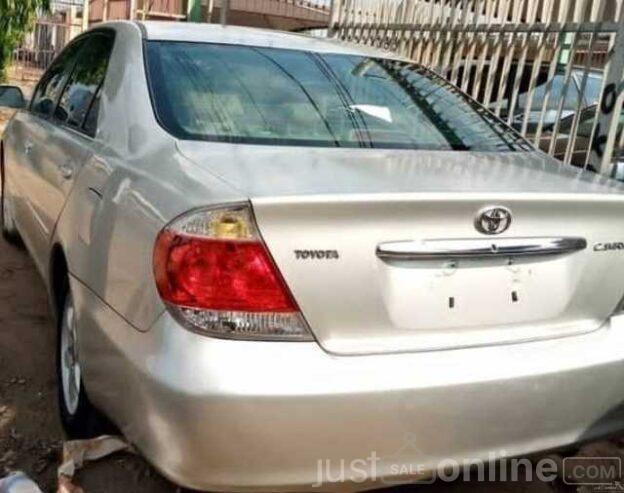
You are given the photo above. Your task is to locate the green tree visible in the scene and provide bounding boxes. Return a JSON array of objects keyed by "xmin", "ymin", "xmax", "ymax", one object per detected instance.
[{"xmin": 0, "ymin": 0, "xmax": 50, "ymax": 81}]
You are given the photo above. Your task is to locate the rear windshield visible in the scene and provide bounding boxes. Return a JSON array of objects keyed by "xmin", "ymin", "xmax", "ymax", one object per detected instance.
[{"xmin": 146, "ymin": 41, "xmax": 530, "ymax": 152}]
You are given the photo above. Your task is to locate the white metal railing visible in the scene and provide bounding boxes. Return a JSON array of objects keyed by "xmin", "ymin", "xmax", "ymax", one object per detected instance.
[
  {"xmin": 329, "ymin": 0, "xmax": 624, "ymax": 178},
  {"xmin": 10, "ymin": 18, "xmax": 78, "ymax": 81},
  {"xmin": 10, "ymin": 0, "xmax": 84, "ymax": 81}
]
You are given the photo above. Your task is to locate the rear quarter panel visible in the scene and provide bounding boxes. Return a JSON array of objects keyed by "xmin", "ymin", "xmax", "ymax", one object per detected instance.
[{"xmin": 53, "ymin": 22, "xmax": 245, "ymax": 332}]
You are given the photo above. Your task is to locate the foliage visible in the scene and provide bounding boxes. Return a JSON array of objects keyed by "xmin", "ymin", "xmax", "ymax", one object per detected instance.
[{"xmin": 0, "ymin": 0, "xmax": 50, "ymax": 81}]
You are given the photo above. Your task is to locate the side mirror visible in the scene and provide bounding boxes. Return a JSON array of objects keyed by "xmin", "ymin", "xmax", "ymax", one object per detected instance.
[{"xmin": 0, "ymin": 85, "xmax": 26, "ymax": 110}]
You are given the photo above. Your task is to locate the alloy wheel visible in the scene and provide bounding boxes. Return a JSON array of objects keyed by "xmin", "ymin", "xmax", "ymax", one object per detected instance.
[{"xmin": 60, "ymin": 296, "xmax": 81, "ymax": 416}]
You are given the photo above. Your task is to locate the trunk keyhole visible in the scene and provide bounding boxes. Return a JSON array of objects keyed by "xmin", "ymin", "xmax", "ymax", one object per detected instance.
[
  {"xmin": 512, "ymin": 291, "xmax": 519, "ymax": 303},
  {"xmin": 449, "ymin": 297, "xmax": 455, "ymax": 309}
]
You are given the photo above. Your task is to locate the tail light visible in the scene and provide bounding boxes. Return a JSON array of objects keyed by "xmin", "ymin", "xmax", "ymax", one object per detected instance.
[{"xmin": 153, "ymin": 203, "xmax": 313, "ymax": 341}]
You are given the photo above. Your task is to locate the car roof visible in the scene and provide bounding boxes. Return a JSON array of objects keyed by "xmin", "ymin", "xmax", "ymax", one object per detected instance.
[{"xmin": 134, "ymin": 20, "xmax": 405, "ymax": 59}]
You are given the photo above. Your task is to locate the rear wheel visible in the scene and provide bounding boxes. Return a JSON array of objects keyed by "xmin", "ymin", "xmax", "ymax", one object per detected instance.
[
  {"xmin": 1, "ymin": 147, "xmax": 21, "ymax": 244},
  {"xmin": 57, "ymin": 285, "xmax": 106, "ymax": 438}
]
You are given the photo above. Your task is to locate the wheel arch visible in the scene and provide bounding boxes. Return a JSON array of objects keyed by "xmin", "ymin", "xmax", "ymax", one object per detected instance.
[{"xmin": 49, "ymin": 243, "xmax": 69, "ymax": 323}]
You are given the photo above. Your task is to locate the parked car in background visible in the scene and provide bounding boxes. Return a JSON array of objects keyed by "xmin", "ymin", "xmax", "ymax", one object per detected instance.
[
  {"xmin": 534, "ymin": 104, "xmax": 624, "ymax": 177},
  {"xmin": 4, "ymin": 21, "xmax": 624, "ymax": 492},
  {"xmin": 453, "ymin": 61, "xmax": 603, "ymax": 132},
  {"xmin": 505, "ymin": 67, "xmax": 603, "ymax": 132}
]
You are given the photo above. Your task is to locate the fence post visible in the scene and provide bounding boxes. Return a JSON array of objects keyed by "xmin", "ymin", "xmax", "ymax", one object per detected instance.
[
  {"xmin": 590, "ymin": 5, "xmax": 624, "ymax": 176},
  {"xmin": 82, "ymin": 0, "xmax": 90, "ymax": 30},
  {"xmin": 220, "ymin": 0, "xmax": 229, "ymax": 25},
  {"xmin": 187, "ymin": 0, "xmax": 201, "ymax": 21},
  {"xmin": 206, "ymin": 0, "xmax": 215, "ymax": 22},
  {"xmin": 329, "ymin": 0, "xmax": 342, "ymax": 38}
]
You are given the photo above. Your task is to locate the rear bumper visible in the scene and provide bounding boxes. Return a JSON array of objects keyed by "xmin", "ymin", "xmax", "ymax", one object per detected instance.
[{"xmin": 73, "ymin": 279, "xmax": 624, "ymax": 492}]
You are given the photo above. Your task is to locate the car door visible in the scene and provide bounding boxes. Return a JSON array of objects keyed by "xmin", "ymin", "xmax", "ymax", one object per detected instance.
[
  {"xmin": 24, "ymin": 31, "xmax": 115, "ymax": 269},
  {"xmin": 13, "ymin": 39, "xmax": 86, "ymax": 270}
]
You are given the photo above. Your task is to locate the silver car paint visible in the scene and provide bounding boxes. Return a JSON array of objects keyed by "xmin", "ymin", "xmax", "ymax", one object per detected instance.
[
  {"xmin": 4, "ymin": 111, "xmax": 91, "ymax": 278},
  {"xmin": 4, "ymin": 20, "xmax": 624, "ymax": 491},
  {"xmin": 176, "ymin": 142, "xmax": 624, "ymax": 197},
  {"xmin": 73, "ymin": 280, "xmax": 624, "ymax": 491}
]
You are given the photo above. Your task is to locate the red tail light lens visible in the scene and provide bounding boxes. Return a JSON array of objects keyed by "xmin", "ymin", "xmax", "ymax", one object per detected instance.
[
  {"xmin": 155, "ymin": 236, "xmax": 297, "ymax": 312},
  {"xmin": 153, "ymin": 204, "xmax": 312, "ymax": 341}
]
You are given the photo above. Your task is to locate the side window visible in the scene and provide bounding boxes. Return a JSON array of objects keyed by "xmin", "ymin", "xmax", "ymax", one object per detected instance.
[
  {"xmin": 30, "ymin": 40, "xmax": 84, "ymax": 117},
  {"xmin": 55, "ymin": 32, "xmax": 114, "ymax": 135}
]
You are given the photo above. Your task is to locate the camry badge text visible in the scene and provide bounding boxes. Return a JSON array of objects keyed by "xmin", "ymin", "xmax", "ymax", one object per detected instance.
[{"xmin": 594, "ymin": 242, "xmax": 624, "ymax": 252}]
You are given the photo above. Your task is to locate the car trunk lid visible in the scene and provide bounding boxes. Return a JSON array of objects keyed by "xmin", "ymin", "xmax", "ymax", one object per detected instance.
[
  {"xmin": 252, "ymin": 193, "xmax": 624, "ymax": 354},
  {"xmin": 178, "ymin": 143, "xmax": 624, "ymax": 354}
]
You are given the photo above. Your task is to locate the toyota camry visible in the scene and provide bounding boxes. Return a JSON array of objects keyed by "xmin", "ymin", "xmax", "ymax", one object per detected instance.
[{"xmin": 3, "ymin": 21, "xmax": 624, "ymax": 492}]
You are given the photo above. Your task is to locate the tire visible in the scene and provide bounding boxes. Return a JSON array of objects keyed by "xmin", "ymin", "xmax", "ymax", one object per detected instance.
[
  {"xmin": 56, "ymin": 283, "xmax": 108, "ymax": 439},
  {"xmin": 1, "ymin": 148, "xmax": 22, "ymax": 245}
]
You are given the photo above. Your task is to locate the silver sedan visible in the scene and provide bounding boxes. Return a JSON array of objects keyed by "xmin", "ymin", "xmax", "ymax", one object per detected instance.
[{"xmin": 3, "ymin": 20, "xmax": 624, "ymax": 492}]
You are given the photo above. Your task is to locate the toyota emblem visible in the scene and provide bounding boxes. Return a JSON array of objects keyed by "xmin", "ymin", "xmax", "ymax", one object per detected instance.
[{"xmin": 474, "ymin": 206, "xmax": 512, "ymax": 235}]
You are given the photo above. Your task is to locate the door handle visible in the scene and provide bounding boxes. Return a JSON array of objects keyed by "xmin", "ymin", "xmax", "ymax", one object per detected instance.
[
  {"xmin": 58, "ymin": 164, "xmax": 74, "ymax": 180},
  {"xmin": 87, "ymin": 187, "xmax": 103, "ymax": 200},
  {"xmin": 24, "ymin": 141, "xmax": 34, "ymax": 155}
]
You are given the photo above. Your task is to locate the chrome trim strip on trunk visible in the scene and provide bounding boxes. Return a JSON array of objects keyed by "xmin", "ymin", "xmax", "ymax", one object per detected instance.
[{"xmin": 376, "ymin": 237, "xmax": 587, "ymax": 261}]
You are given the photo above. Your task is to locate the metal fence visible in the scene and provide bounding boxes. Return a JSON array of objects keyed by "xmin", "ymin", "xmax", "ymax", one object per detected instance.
[
  {"xmin": 10, "ymin": 4, "xmax": 84, "ymax": 82},
  {"xmin": 329, "ymin": 0, "xmax": 624, "ymax": 178}
]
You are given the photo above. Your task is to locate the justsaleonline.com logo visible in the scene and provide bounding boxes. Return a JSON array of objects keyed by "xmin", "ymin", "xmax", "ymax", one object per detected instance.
[
  {"xmin": 312, "ymin": 452, "xmax": 622, "ymax": 488},
  {"xmin": 562, "ymin": 457, "xmax": 622, "ymax": 487}
]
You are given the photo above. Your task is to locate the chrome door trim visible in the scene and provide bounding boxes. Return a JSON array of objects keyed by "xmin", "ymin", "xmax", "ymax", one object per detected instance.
[{"xmin": 376, "ymin": 237, "xmax": 587, "ymax": 261}]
